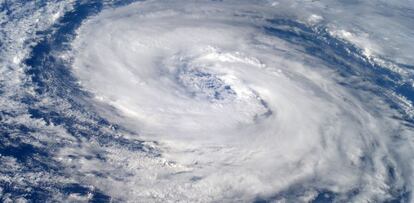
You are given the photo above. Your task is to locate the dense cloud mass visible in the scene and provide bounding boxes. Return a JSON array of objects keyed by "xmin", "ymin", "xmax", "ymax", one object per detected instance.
[{"xmin": 1, "ymin": 0, "xmax": 413, "ymax": 202}]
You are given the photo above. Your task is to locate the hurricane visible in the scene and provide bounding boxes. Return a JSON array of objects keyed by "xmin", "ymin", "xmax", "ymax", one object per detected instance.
[{"xmin": 1, "ymin": 0, "xmax": 413, "ymax": 202}]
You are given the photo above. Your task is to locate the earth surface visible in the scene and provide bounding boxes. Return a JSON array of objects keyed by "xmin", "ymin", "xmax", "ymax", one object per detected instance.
[{"xmin": 1, "ymin": 0, "xmax": 414, "ymax": 202}]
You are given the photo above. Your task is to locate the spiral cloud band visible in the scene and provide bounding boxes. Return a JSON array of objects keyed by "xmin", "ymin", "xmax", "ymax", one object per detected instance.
[{"xmin": 1, "ymin": 0, "xmax": 413, "ymax": 202}]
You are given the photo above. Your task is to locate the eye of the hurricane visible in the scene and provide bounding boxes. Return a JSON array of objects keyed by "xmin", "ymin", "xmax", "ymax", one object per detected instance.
[{"xmin": 176, "ymin": 67, "xmax": 236, "ymax": 102}]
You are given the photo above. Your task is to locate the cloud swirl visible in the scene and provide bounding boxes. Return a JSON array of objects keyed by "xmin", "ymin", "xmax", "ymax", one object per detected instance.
[
  {"xmin": 1, "ymin": 0, "xmax": 413, "ymax": 202},
  {"xmin": 67, "ymin": 1, "xmax": 413, "ymax": 202}
]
